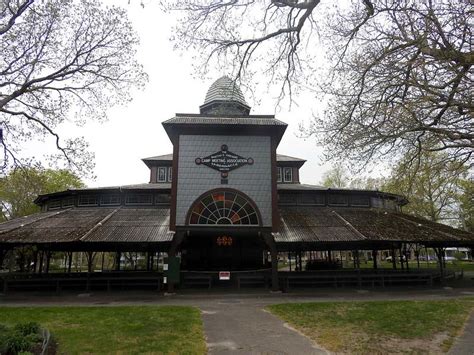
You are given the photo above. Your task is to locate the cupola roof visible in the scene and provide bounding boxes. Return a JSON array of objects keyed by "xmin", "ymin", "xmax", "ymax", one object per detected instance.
[{"xmin": 199, "ymin": 76, "xmax": 251, "ymax": 115}]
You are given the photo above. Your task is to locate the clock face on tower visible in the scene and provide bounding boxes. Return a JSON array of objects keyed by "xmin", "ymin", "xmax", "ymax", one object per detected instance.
[{"xmin": 195, "ymin": 144, "xmax": 254, "ymax": 178}]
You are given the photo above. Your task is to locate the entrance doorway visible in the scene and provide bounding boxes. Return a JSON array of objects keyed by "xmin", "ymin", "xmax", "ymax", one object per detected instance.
[{"xmin": 181, "ymin": 233, "xmax": 267, "ymax": 271}]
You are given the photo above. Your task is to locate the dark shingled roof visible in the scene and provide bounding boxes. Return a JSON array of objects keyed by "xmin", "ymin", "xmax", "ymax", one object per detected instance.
[
  {"xmin": 142, "ymin": 153, "xmax": 173, "ymax": 162},
  {"xmin": 276, "ymin": 154, "xmax": 306, "ymax": 162},
  {"xmin": 142, "ymin": 153, "xmax": 306, "ymax": 163},
  {"xmin": 1, "ymin": 207, "xmax": 472, "ymax": 247},
  {"xmin": 275, "ymin": 207, "xmax": 474, "ymax": 246},
  {"xmin": 163, "ymin": 114, "xmax": 287, "ymax": 126},
  {"xmin": 0, "ymin": 208, "xmax": 173, "ymax": 244}
]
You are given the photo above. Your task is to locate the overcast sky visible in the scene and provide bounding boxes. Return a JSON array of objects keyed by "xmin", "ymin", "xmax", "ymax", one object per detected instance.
[{"xmin": 47, "ymin": 0, "xmax": 340, "ymax": 188}]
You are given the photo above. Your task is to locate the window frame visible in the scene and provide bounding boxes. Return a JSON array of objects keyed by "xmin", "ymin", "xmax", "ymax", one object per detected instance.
[
  {"xmin": 157, "ymin": 167, "xmax": 167, "ymax": 182},
  {"xmin": 78, "ymin": 195, "xmax": 99, "ymax": 207},
  {"xmin": 100, "ymin": 194, "xmax": 121, "ymax": 206},
  {"xmin": 125, "ymin": 193, "xmax": 153, "ymax": 206},
  {"xmin": 167, "ymin": 166, "xmax": 172, "ymax": 182},
  {"xmin": 277, "ymin": 167, "xmax": 282, "ymax": 182},
  {"xmin": 283, "ymin": 167, "xmax": 293, "ymax": 183}
]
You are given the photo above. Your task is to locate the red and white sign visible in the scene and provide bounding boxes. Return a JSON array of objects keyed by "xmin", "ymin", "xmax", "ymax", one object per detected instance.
[{"xmin": 219, "ymin": 271, "xmax": 231, "ymax": 280}]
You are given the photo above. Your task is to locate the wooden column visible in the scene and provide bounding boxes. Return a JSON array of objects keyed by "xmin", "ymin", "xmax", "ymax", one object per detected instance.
[
  {"xmin": 391, "ymin": 248, "xmax": 397, "ymax": 270},
  {"xmin": 262, "ymin": 233, "xmax": 279, "ymax": 292},
  {"xmin": 86, "ymin": 251, "xmax": 95, "ymax": 273},
  {"xmin": 167, "ymin": 232, "xmax": 185, "ymax": 293},
  {"xmin": 38, "ymin": 251, "xmax": 44, "ymax": 274},
  {"xmin": 67, "ymin": 252, "xmax": 73, "ymax": 273},
  {"xmin": 115, "ymin": 251, "xmax": 121, "ymax": 271},
  {"xmin": 372, "ymin": 250, "xmax": 378, "ymax": 270},
  {"xmin": 399, "ymin": 246, "xmax": 404, "ymax": 270},
  {"xmin": 45, "ymin": 251, "xmax": 52, "ymax": 274}
]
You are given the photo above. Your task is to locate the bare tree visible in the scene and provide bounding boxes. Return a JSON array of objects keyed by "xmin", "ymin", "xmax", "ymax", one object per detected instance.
[
  {"xmin": 165, "ymin": 0, "xmax": 473, "ymax": 168},
  {"xmin": 0, "ymin": 0, "xmax": 147, "ymax": 176}
]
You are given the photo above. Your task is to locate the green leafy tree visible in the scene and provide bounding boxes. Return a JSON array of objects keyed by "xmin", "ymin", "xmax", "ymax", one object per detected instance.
[
  {"xmin": 382, "ymin": 152, "xmax": 468, "ymax": 223},
  {"xmin": 0, "ymin": 168, "xmax": 84, "ymax": 220},
  {"xmin": 320, "ymin": 165, "xmax": 349, "ymax": 188},
  {"xmin": 458, "ymin": 178, "xmax": 474, "ymax": 232}
]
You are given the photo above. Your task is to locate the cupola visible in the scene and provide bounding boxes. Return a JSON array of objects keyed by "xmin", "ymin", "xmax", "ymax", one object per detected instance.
[{"xmin": 199, "ymin": 76, "xmax": 251, "ymax": 115}]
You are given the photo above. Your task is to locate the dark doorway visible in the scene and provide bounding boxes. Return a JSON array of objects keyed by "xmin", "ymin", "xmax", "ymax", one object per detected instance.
[{"xmin": 181, "ymin": 232, "xmax": 266, "ymax": 271}]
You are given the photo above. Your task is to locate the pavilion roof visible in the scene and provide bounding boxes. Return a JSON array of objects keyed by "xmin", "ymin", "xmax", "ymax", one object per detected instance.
[{"xmin": 0, "ymin": 207, "xmax": 472, "ymax": 249}]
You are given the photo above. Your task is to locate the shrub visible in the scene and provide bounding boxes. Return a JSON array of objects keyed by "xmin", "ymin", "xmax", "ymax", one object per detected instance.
[
  {"xmin": 0, "ymin": 322, "xmax": 44, "ymax": 354},
  {"xmin": 13, "ymin": 322, "xmax": 40, "ymax": 337}
]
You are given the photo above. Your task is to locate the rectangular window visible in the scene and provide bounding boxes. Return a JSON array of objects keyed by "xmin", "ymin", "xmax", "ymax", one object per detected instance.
[
  {"xmin": 350, "ymin": 195, "xmax": 370, "ymax": 207},
  {"xmin": 48, "ymin": 200, "xmax": 62, "ymax": 210},
  {"xmin": 100, "ymin": 194, "xmax": 121, "ymax": 206},
  {"xmin": 155, "ymin": 193, "xmax": 171, "ymax": 205},
  {"xmin": 279, "ymin": 193, "xmax": 297, "ymax": 205},
  {"xmin": 62, "ymin": 197, "xmax": 75, "ymax": 208},
  {"xmin": 328, "ymin": 194, "xmax": 348, "ymax": 206},
  {"xmin": 168, "ymin": 167, "xmax": 172, "ymax": 182},
  {"xmin": 297, "ymin": 193, "xmax": 325, "ymax": 206},
  {"xmin": 78, "ymin": 195, "xmax": 98, "ymax": 206},
  {"xmin": 277, "ymin": 167, "xmax": 282, "ymax": 182},
  {"xmin": 283, "ymin": 167, "xmax": 292, "ymax": 182},
  {"xmin": 125, "ymin": 194, "xmax": 153, "ymax": 205},
  {"xmin": 158, "ymin": 167, "xmax": 167, "ymax": 182}
]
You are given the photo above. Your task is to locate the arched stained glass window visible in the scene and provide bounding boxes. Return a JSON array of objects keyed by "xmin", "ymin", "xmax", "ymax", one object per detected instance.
[{"xmin": 188, "ymin": 190, "xmax": 260, "ymax": 225}]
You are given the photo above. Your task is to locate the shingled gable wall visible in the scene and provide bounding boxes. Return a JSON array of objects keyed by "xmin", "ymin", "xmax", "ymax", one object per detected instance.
[{"xmin": 176, "ymin": 135, "xmax": 272, "ymax": 226}]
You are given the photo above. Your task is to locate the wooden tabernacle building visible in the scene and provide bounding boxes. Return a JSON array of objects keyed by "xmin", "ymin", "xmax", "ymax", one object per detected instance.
[{"xmin": 0, "ymin": 77, "xmax": 473, "ymax": 292}]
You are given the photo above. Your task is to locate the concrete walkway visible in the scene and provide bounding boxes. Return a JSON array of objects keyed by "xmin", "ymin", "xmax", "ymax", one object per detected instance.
[
  {"xmin": 200, "ymin": 298, "xmax": 327, "ymax": 354},
  {"xmin": 449, "ymin": 312, "xmax": 474, "ymax": 355}
]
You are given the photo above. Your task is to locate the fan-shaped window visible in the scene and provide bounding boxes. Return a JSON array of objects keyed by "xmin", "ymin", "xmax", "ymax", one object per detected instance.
[{"xmin": 188, "ymin": 190, "xmax": 260, "ymax": 226}]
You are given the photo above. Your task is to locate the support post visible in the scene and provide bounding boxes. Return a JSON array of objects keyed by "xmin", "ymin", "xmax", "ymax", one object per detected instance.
[
  {"xmin": 262, "ymin": 233, "xmax": 279, "ymax": 292},
  {"xmin": 38, "ymin": 251, "xmax": 44, "ymax": 274},
  {"xmin": 86, "ymin": 251, "xmax": 95, "ymax": 273},
  {"xmin": 399, "ymin": 246, "xmax": 404, "ymax": 271},
  {"xmin": 32, "ymin": 249, "xmax": 38, "ymax": 273},
  {"xmin": 372, "ymin": 250, "xmax": 378, "ymax": 270},
  {"xmin": 67, "ymin": 252, "xmax": 73, "ymax": 273},
  {"xmin": 391, "ymin": 248, "xmax": 397, "ymax": 270},
  {"xmin": 101, "ymin": 252, "xmax": 105, "ymax": 272},
  {"xmin": 115, "ymin": 251, "xmax": 121, "ymax": 271},
  {"xmin": 167, "ymin": 232, "xmax": 185, "ymax": 293},
  {"xmin": 288, "ymin": 252, "xmax": 292, "ymax": 272},
  {"xmin": 45, "ymin": 251, "xmax": 52, "ymax": 274}
]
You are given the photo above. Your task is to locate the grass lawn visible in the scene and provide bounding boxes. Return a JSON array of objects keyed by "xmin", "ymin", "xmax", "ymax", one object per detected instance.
[
  {"xmin": 356, "ymin": 260, "xmax": 474, "ymax": 271},
  {"xmin": 0, "ymin": 306, "xmax": 206, "ymax": 354},
  {"xmin": 268, "ymin": 299, "xmax": 474, "ymax": 354}
]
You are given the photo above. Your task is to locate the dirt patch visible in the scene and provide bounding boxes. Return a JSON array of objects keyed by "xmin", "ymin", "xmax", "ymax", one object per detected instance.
[{"xmin": 297, "ymin": 326, "xmax": 451, "ymax": 354}]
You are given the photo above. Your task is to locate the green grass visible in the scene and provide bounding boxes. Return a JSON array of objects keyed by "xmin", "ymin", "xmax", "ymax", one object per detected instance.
[
  {"xmin": 268, "ymin": 299, "xmax": 474, "ymax": 354},
  {"xmin": 356, "ymin": 260, "xmax": 474, "ymax": 271},
  {"xmin": 0, "ymin": 306, "xmax": 206, "ymax": 354}
]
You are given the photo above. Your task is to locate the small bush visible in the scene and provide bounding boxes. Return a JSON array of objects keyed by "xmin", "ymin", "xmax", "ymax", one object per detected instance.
[
  {"xmin": 5, "ymin": 334, "xmax": 32, "ymax": 353},
  {"xmin": 13, "ymin": 322, "xmax": 41, "ymax": 336},
  {"xmin": 0, "ymin": 322, "xmax": 45, "ymax": 355}
]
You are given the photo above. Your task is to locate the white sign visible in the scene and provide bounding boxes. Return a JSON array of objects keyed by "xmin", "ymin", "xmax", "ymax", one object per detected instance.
[{"xmin": 219, "ymin": 271, "xmax": 231, "ymax": 280}]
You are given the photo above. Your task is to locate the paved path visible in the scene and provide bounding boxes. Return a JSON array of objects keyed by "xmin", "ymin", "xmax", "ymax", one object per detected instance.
[
  {"xmin": 449, "ymin": 312, "xmax": 474, "ymax": 355},
  {"xmin": 200, "ymin": 298, "xmax": 327, "ymax": 354}
]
